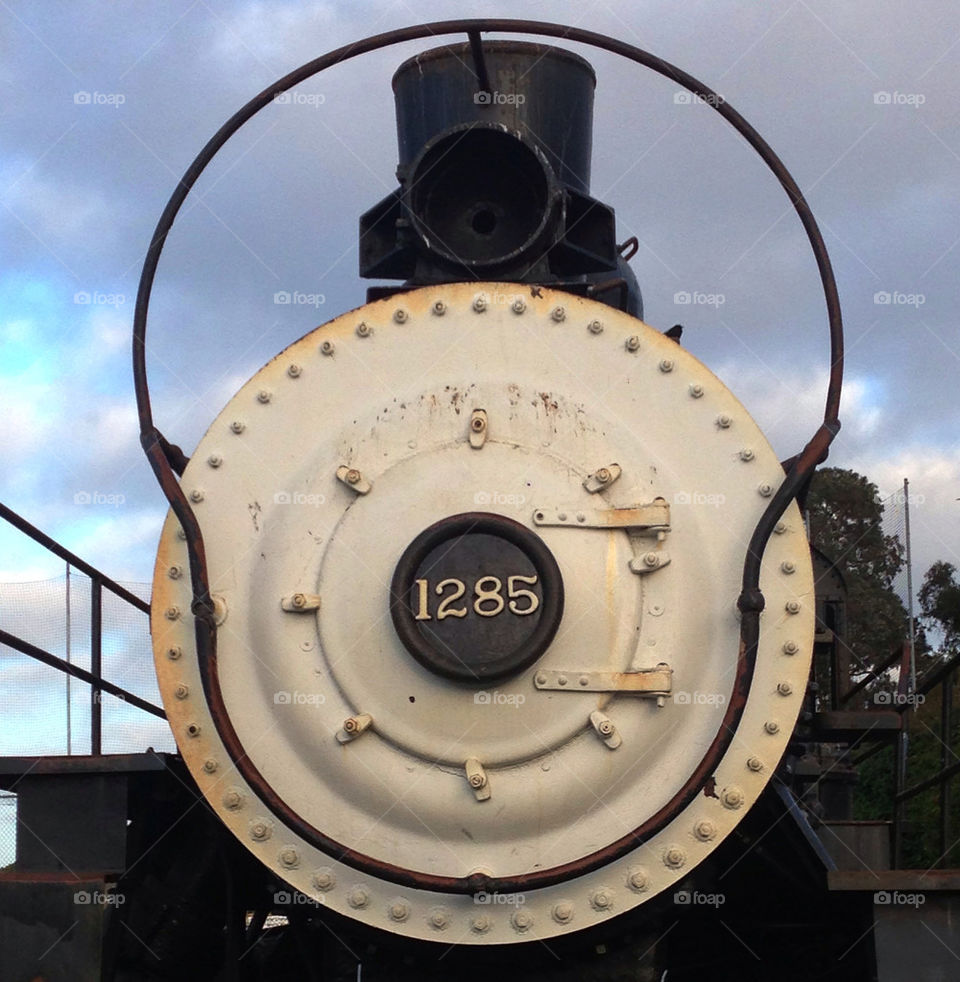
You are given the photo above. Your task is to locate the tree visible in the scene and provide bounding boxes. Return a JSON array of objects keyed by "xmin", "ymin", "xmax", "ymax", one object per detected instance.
[{"xmin": 920, "ymin": 561, "xmax": 960, "ymax": 658}]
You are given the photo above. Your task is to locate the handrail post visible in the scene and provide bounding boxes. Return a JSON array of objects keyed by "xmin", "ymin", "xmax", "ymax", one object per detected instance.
[
  {"xmin": 941, "ymin": 670, "xmax": 954, "ymax": 867},
  {"xmin": 90, "ymin": 578, "xmax": 102, "ymax": 755}
]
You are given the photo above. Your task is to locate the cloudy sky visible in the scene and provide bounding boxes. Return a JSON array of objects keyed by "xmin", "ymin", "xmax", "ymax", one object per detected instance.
[{"xmin": 2, "ymin": 0, "xmax": 958, "ymax": 603}]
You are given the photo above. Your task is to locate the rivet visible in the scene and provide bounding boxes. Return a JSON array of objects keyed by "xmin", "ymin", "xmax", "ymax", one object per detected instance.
[
  {"xmin": 393, "ymin": 309, "xmax": 408, "ymax": 324},
  {"xmin": 783, "ymin": 640, "xmax": 799, "ymax": 655},
  {"xmin": 473, "ymin": 296, "xmax": 487, "ymax": 313},
  {"xmin": 429, "ymin": 908, "xmax": 449, "ymax": 930},
  {"xmin": 164, "ymin": 606, "xmax": 181, "ymax": 621},
  {"xmin": 625, "ymin": 335, "xmax": 641, "ymax": 352},
  {"xmin": 471, "ymin": 914, "xmax": 492, "ymax": 934},
  {"xmin": 320, "ymin": 340, "xmax": 335, "ymax": 356},
  {"xmin": 222, "ymin": 789, "xmax": 243, "ymax": 810},
  {"xmin": 511, "ymin": 298, "xmax": 526, "ymax": 314},
  {"xmin": 785, "ymin": 600, "xmax": 801, "ymax": 615},
  {"xmin": 721, "ymin": 786, "xmax": 744, "ymax": 809},
  {"xmin": 287, "ymin": 363, "xmax": 301, "ymax": 378},
  {"xmin": 576, "ymin": 512, "xmax": 586, "ymax": 523},
  {"xmin": 189, "ymin": 489, "xmax": 204, "ymax": 503},
  {"xmin": 591, "ymin": 889, "xmax": 613, "ymax": 911},
  {"xmin": 689, "ymin": 383, "xmax": 704, "ymax": 398},
  {"xmin": 717, "ymin": 414, "xmax": 732, "ymax": 429},
  {"xmin": 166, "ymin": 646, "xmax": 182, "ymax": 660},
  {"xmin": 777, "ymin": 682, "xmax": 793, "ymax": 696},
  {"xmin": 280, "ymin": 847, "xmax": 299, "ymax": 868},
  {"xmin": 536, "ymin": 672, "xmax": 547, "ymax": 685},
  {"xmin": 207, "ymin": 454, "xmax": 223, "ymax": 470},
  {"xmin": 588, "ymin": 319, "xmax": 603, "ymax": 334},
  {"xmin": 174, "ymin": 683, "xmax": 189, "ymax": 700},
  {"xmin": 168, "ymin": 565, "xmax": 182, "ymax": 580},
  {"xmin": 558, "ymin": 675, "xmax": 568, "ymax": 686},
  {"xmin": 345, "ymin": 468, "xmax": 361, "ymax": 485},
  {"xmin": 557, "ymin": 512, "xmax": 567, "ymax": 522},
  {"xmin": 176, "ymin": 528, "xmax": 187, "ymax": 540},
  {"xmin": 758, "ymin": 482, "xmax": 773, "ymax": 497},
  {"xmin": 627, "ymin": 868, "xmax": 648, "ymax": 892},
  {"xmin": 356, "ymin": 321, "xmax": 372, "ymax": 337},
  {"xmin": 431, "ymin": 300, "xmax": 446, "ymax": 316},
  {"xmin": 659, "ymin": 358, "xmax": 675, "ymax": 373},
  {"xmin": 186, "ymin": 722, "xmax": 201, "ymax": 737},
  {"xmin": 781, "ymin": 560, "xmax": 796, "ymax": 574},
  {"xmin": 512, "ymin": 909, "xmax": 533, "ymax": 932},
  {"xmin": 348, "ymin": 887, "xmax": 369, "ymax": 909},
  {"xmin": 202, "ymin": 758, "xmax": 218, "ymax": 774},
  {"xmin": 551, "ymin": 306, "xmax": 566, "ymax": 322},
  {"xmin": 694, "ymin": 820, "xmax": 716, "ymax": 842},
  {"xmin": 663, "ymin": 846, "xmax": 686, "ymax": 869},
  {"xmin": 552, "ymin": 901, "xmax": 574, "ymax": 923},
  {"xmin": 579, "ymin": 675, "xmax": 590, "ymax": 687},
  {"xmin": 643, "ymin": 552, "xmax": 659, "ymax": 568},
  {"xmin": 257, "ymin": 390, "xmax": 271, "ymax": 404},
  {"xmin": 388, "ymin": 900, "xmax": 409, "ymax": 922},
  {"xmin": 250, "ymin": 820, "xmax": 271, "ymax": 841},
  {"xmin": 230, "ymin": 420, "xmax": 245, "ymax": 434},
  {"xmin": 739, "ymin": 448, "xmax": 755, "ymax": 462},
  {"xmin": 764, "ymin": 720, "xmax": 780, "ymax": 735},
  {"xmin": 747, "ymin": 756, "xmax": 764, "ymax": 772},
  {"xmin": 774, "ymin": 521, "xmax": 787, "ymax": 535},
  {"xmin": 313, "ymin": 868, "xmax": 336, "ymax": 891}
]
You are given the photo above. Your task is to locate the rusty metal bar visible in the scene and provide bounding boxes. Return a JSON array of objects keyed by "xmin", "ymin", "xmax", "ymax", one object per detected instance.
[
  {"xmin": 0, "ymin": 628, "xmax": 165, "ymax": 720},
  {"xmin": 90, "ymin": 578, "xmax": 102, "ymax": 755},
  {"xmin": 896, "ymin": 755, "xmax": 960, "ymax": 807}
]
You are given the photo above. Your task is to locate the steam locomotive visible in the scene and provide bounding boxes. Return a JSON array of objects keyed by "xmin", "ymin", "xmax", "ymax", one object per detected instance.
[{"xmin": 132, "ymin": 20, "xmax": 860, "ymax": 981}]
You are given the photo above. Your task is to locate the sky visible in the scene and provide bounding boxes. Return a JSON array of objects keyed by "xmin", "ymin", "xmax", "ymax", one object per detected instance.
[{"xmin": 1, "ymin": 0, "xmax": 958, "ymax": 603}]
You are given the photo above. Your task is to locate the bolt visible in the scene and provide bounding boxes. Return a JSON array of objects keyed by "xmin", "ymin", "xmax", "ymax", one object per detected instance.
[
  {"xmin": 694, "ymin": 820, "xmax": 716, "ymax": 841},
  {"xmin": 430, "ymin": 909, "xmax": 449, "ymax": 929},
  {"xmin": 174, "ymin": 683, "xmax": 189, "ymax": 700},
  {"xmin": 627, "ymin": 869, "xmax": 648, "ymax": 892},
  {"xmin": 345, "ymin": 469, "xmax": 361, "ymax": 485},
  {"xmin": 469, "ymin": 773, "xmax": 486, "ymax": 789},
  {"xmin": 598, "ymin": 720, "xmax": 614, "ymax": 736},
  {"xmin": 432, "ymin": 301, "xmax": 446, "ymax": 316},
  {"xmin": 512, "ymin": 910, "xmax": 533, "ymax": 931},
  {"xmin": 313, "ymin": 869, "xmax": 335, "ymax": 891},
  {"xmin": 777, "ymin": 682, "xmax": 793, "ymax": 696},
  {"xmin": 588, "ymin": 319, "xmax": 603, "ymax": 334},
  {"xmin": 222, "ymin": 789, "xmax": 243, "ymax": 810},
  {"xmin": 783, "ymin": 640, "xmax": 799, "ymax": 655},
  {"xmin": 357, "ymin": 321, "xmax": 372, "ymax": 336},
  {"xmin": 203, "ymin": 758, "xmax": 218, "ymax": 773},
  {"xmin": 230, "ymin": 420, "xmax": 245, "ymax": 433},
  {"xmin": 511, "ymin": 298, "xmax": 526, "ymax": 314},
  {"xmin": 552, "ymin": 901, "xmax": 574, "ymax": 923},
  {"xmin": 388, "ymin": 900, "xmax": 409, "ymax": 921},
  {"xmin": 287, "ymin": 363, "xmax": 301, "ymax": 378},
  {"xmin": 343, "ymin": 716, "xmax": 360, "ymax": 734},
  {"xmin": 625, "ymin": 335, "xmax": 641, "ymax": 352},
  {"xmin": 186, "ymin": 722, "xmax": 201, "ymax": 737},
  {"xmin": 292, "ymin": 593, "xmax": 306, "ymax": 609},
  {"xmin": 250, "ymin": 821, "xmax": 269, "ymax": 840},
  {"xmin": 596, "ymin": 467, "xmax": 611, "ymax": 484},
  {"xmin": 168, "ymin": 565, "xmax": 182, "ymax": 579},
  {"xmin": 774, "ymin": 521, "xmax": 787, "ymax": 535},
  {"xmin": 739, "ymin": 448, "xmax": 755, "ymax": 462},
  {"xmin": 393, "ymin": 309, "xmax": 408, "ymax": 324},
  {"xmin": 717, "ymin": 414, "xmax": 732, "ymax": 429},
  {"xmin": 663, "ymin": 846, "xmax": 685, "ymax": 869},
  {"xmin": 781, "ymin": 560, "xmax": 796, "ymax": 574},
  {"xmin": 551, "ymin": 306, "xmax": 566, "ymax": 322},
  {"xmin": 470, "ymin": 416, "xmax": 485, "ymax": 432},
  {"xmin": 764, "ymin": 720, "xmax": 780, "ymax": 735},
  {"xmin": 689, "ymin": 383, "xmax": 704, "ymax": 398},
  {"xmin": 280, "ymin": 847, "xmax": 299, "ymax": 867},
  {"xmin": 591, "ymin": 890, "xmax": 612, "ymax": 910},
  {"xmin": 785, "ymin": 600, "xmax": 801, "ymax": 615},
  {"xmin": 320, "ymin": 340, "xmax": 335, "ymax": 356},
  {"xmin": 189, "ymin": 489, "xmax": 204, "ymax": 503},
  {"xmin": 164, "ymin": 606, "xmax": 180, "ymax": 621},
  {"xmin": 758, "ymin": 482, "xmax": 773, "ymax": 497},
  {"xmin": 257, "ymin": 389, "xmax": 271, "ymax": 403},
  {"xmin": 471, "ymin": 914, "xmax": 492, "ymax": 934},
  {"xmin": 747, "ymin": 756, "xmax": 764, "ymax": 772},
  {"xmin": 473, "ymin": 296, "xmax": 487, "ymax": 312},
  {"xmin": 176, "ymin": 528, "xmax": 187, "ymax": 540},
  {"xmin": 348, "ymin": 887, "xmax": 369, "ymax": 909},
  {"xmin": 643, "ymin": 552, "xmax": 660, "ymax": 568},
  {"xmin": 167, "ymin": 646, "xmax": 182, "ymax": 660},
  {"xmin": 722, "ymin": 787, "xmax": 744, "ymax": 809},
  {"xmin": 207, "ymin": 454, "xmax": 222, "ymax": 468},
  {"xmin": 659, "ymin": 358, "xmax": 675, "ymax": 373}
]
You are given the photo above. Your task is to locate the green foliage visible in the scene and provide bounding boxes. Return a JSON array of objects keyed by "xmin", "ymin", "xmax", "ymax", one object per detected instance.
[{"xmin": 920, "ymin": 561, "xmax": 960, "ymax": 657}]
